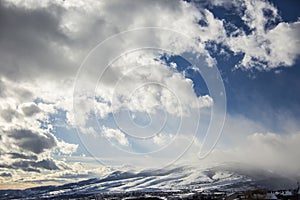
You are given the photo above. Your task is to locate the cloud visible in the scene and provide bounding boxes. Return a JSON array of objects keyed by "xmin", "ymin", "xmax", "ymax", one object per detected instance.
[
  {"xmin": 227, "ymin": 20, "xmax": 300, "ymax": 69},
  {"xmin": 57, "ymin": 140, "xmax": 78, "ymax": 155},
  {"xmin": 0, "ymin": 0, "xmax": 225, "ymax": 84},
  {"xmin": 0, "ymin": 127, "xmax": 77, "ymax": 175},
  {"xmin": 5, "ymin": 128, "xmax": 57, "ymax": 154},
  {"xmin": 0, "ymin": 172, "xmax": 12, "ymax": 177},
  {"xmin": 102, "ymin": 126, "xmax": 129, "ymax": 147},
  {"xmin": 0, "ymin": 78, "xmax": 78, "ymax": 176},
  {"xmin": 20, "ymin": 103, "xmax": 41, "ymax": 117},
  {"xmin": 242, "ymin": 132, "xmax": 300, "ymax": 173},
  {"xmin": 0, "ymin": 1, "xmax": 75, "ymax": 81},
  {"xmin": 210, "ymin": 0, "xmax": 300, "ymax": 70},
  {"xmin": 0, "ymin": 107, "xmax": 19, "ymax": 123},
  {"xmin": 94, "ymin": 53, "xmax": 213, "ymax": 118},
  {"xmin": 221, "ymin": 131, "xmax": 300, "ymax": 176},
  {"xmin": 0, "ymin": 126, "xmax": 63, "ymax": 173},
  {"xmin": 153, "ymin": 133, "xmax": 174, "ymax": 145},
  {"xmin": 195, "ymin": 113, "xmax": 300, "ymax": 176},
  {"xmin": 0, "ymin": 159, "xmax": 60, "ymax": 172},
  {"xmin": 7, "ymin": 153, "xmax": 38, "ymax": 160}
]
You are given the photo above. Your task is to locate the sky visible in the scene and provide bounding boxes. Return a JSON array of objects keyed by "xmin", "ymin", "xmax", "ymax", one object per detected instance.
[{"xmin": 0, "ymin": 0, "xmax": 299, "ymax": 189}]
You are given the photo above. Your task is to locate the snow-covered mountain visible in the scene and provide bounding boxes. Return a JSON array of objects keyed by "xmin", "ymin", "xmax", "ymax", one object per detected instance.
[{"xmin": 0, "ymin": 163, "xmax": 297, "ymax": 199}]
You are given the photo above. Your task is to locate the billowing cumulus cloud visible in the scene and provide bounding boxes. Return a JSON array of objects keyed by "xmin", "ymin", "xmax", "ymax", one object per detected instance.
[
  {"xmin": 209, "ymin": 0, "xmax": 300, "ymax": 69},
  {"xmin": 94, "ymin": 53, "xmax": 213, "ymax": 118}
]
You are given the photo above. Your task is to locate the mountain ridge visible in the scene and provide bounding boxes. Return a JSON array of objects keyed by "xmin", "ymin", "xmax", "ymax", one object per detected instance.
[{"xmin": 0, "ymin": 162, "xmax": 298, "ymax": 199}]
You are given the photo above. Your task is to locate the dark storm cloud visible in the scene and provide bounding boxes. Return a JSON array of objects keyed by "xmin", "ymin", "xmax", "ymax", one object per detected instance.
[
  {"xmin": 0, "ymin": 127, "xmax": 60, "ymax": 172},
  {"xmin": 0, "ymin": 172, "xmax": 12, "ymax": 177},
  {"xmin": 0, "ymin": 159, "xmax": 60, "ymax": 172},
  {"xmin": 0, "ymin": 1, "xmax": 73, "ymax": 80},
  {"xmin": 6, "ymin": 129, "xmax": 57, "ymax": 154},
  {"xmin": 34, "ymin": 159, "xmax": 60, "ymax": 170},
  {"xmin": 8, "ymin": 153, "xmax": 38, "ymax": 160},
  {"xmin": 0, "ymin": 163, "xmax": 38, "ymax": 172},
  {"xmin": 0, "ymin": 0, "xmax": 191, "ymax": 83}
]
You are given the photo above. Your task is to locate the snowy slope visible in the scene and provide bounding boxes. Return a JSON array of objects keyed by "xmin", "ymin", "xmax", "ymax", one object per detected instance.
[{"xmin": 0, "ymin": 163, "xmax": 296, "ymax": 199}]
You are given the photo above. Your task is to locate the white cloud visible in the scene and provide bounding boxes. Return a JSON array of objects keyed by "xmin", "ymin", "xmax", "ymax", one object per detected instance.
[
  {"xmin": 94, "ymin": 52, "xmax": 213, "ymax": 120},
  {"xmin": 214, "ymin": 0, "xmax": 300, "ymax": 70},
  {"xmin": 241, "ymin": 0, "xmax": 280, "ymax": 34},
  {"xmin": 224, "ymin": 132, "xmax": 300, "ymax": 176},
  {"xmin": 227, "ymin": 20, "xmax": 300, "ymax": 69},
  {"xmin": 153, "ymin": 133, "xmax": 174, "ymax": 145},
  {"xmin": 265, "ymin": 22, "xmax": 300, "ymax": 67},
  {"xmin": 102, "ymin": 126, "xmax": 129, "ymax": 147},
  {"xmin": 192, "ymin": 113, "xmax": 300, "ymax": 176},
  {"xmin": 57, "ymin": 140, "xmax": 78, "ymax": 155}
]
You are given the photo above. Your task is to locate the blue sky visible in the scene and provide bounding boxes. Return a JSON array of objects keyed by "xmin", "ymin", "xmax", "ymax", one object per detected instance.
[{"xmin": 0, "ymin": 0, "xmax": 299, "ymax": 189}]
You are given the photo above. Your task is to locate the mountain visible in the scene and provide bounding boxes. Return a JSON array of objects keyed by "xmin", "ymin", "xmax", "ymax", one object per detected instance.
[{"xmin": 0, "ymin": 163, "xmax": 297, "ymax": 199}]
